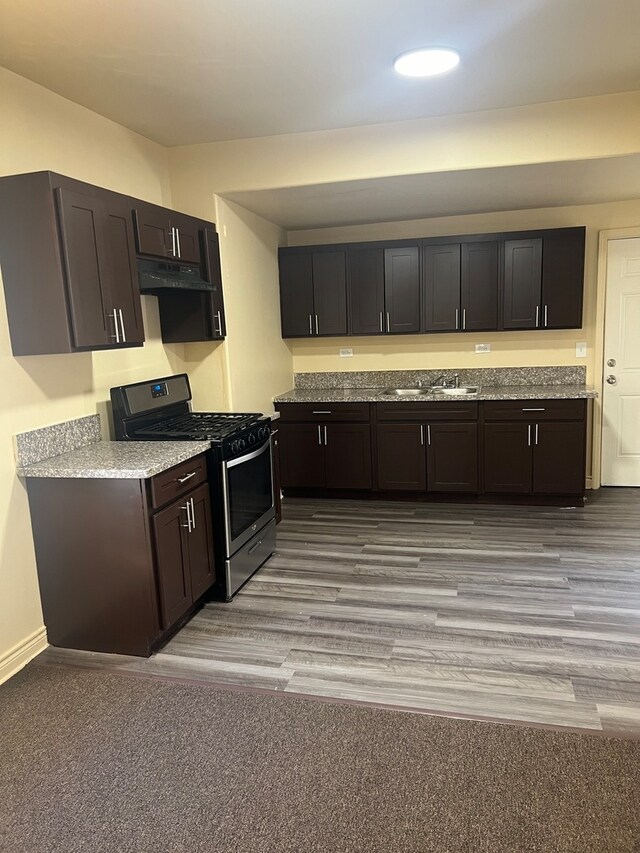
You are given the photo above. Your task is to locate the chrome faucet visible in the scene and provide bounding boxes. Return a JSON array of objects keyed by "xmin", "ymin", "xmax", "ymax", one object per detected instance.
[{"xmin": 430, "ymin": 374, "xmax": 447, "ymax": 389}]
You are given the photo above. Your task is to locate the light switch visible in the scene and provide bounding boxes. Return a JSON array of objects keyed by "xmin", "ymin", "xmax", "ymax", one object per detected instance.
[
  {"xmin": 339, "ymin": 348, "xmax": 354, "ymax": 358},
  {"xmin": 575, "ymin": 342, "xmax": 587, "ymax": 358},
  {"xmin": 475, "ymin": 343, "xmax": 491, "ymax": 353}
]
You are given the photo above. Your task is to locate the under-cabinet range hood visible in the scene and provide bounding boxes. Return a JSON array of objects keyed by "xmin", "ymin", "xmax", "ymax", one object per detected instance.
[{"xmin": 137, "ymin": 258, "xmax": 215, "ymax": 293}]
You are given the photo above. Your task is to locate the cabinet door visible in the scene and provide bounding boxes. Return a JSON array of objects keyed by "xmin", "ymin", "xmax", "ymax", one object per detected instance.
[
  {"xmin": 384, "ymin": 246, "xmax": 421, "ymax": 334},
  {"xmin": 171, "ymin": 213, "xmax": 202, "ymax": 264},
  {"xmin": 423, "ymin": 243, "xmax": 461, "ymax": 332},
  {"xmin": 312, "ymin": 250, "xmax": 348, "ymax": 336},
  {"xmin": 502, "ymin": 238, "xmax": 542, "ymax": 330},
  {"xmin": 461, "ymin": 241, "xmax": 499, "ymax": 331},
  {"xmin": 533, "ymin": 421, "xmax": 586, "ymax": 494},
  {"xmin": 541, "ymin": 229, "xmax": 585, "ymax": 329},
  {"xmin": 427, "ymin": 423, "xmax": 478, "ymax": 492},
  {"xmin": 186, "ymin": 483, "xmax": 216, "ymax": 600},
  {"xmin": 133, "ymin": 204, "xmax": 172, "ymax": 258},
  {"xmin": 55, "ymin": 188, "xmax": 111, "ymax": 348},
  {"xmin": 278, "ymin": 423, "xmax": 326, "ymax": 488},
  {"xmin": 349, "ymin": 246, "xmax": 385, "ymax": 335},
  {"xmin": 376, "ymin": 423, "xmax": 426, "ymax": 491},
  {"xmin": 104, "ymin": 196, "xmax": 145, "ymax": 346},
  {"xmin": 271, "ymin": 428, "xmax": 283, "ymax": 524},
  {"xmin": 325, "ymin": 424, "xmax": 372, "ymax": 489},
  {"xmin": 279, "ymin": 251, "xmax": 315, "ymax": 337},
  {"xmin": 204, "ymin": 227, "xmax": 226, "ymax": 338},
  {"xmin": 483, "ymin": 423, "xmax": 532, "ymax": 493},
  {"xmin": 152, "ymin": 500, "xmax": 192, "ymax": 630}
]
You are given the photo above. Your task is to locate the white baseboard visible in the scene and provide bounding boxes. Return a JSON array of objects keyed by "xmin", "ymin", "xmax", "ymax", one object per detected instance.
[
  {"xmin": 0, "ymin": 627, "xmax": 48, "ymax": 685},
  {"xmin": 586, "ymin": 476, "xmax": 593, "ymax": 490}
]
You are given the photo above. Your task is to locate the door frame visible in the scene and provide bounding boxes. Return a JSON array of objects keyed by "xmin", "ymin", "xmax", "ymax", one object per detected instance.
[{"xmin": 594, "ymin": 226, "xmax": 640, "ymax": 488}]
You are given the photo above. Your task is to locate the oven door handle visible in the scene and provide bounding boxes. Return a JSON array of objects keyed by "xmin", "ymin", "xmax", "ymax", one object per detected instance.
[{"xmin": 224, "ymin": 439, "xmax": 272, "ymax": 469}]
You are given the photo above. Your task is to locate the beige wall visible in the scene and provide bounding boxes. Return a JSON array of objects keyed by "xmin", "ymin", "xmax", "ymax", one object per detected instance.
[{"xmin": 0, "ymin": 68, "xmax": 187, "ymax": 681}]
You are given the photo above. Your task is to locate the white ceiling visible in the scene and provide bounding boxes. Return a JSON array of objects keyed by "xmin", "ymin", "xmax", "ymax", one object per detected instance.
[
  {"xmin": 1, "ymin": 0, "xmax": 640, "ymax": 147},
  {"xmin": 223, "ymin": 155, "xmax": 640, "ymax": 230}
]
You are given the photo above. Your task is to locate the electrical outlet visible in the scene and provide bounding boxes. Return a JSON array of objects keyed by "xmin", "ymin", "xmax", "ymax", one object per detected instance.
[
  {"xmin": 576, "ymin": 342, "xmax": 587, "ymax": 358},
  {"xmin": 339, "ymin": 348, "xmax": 354, "ymax": 358},
  {"xmin": 475, "ymin": 343, "xmax": 491, "ymax": 353}
]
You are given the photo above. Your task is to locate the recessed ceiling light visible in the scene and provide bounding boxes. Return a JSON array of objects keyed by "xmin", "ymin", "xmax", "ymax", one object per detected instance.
[{"xmin": 393, "ymin": 48, "xmax": 460, "ymax": 78}]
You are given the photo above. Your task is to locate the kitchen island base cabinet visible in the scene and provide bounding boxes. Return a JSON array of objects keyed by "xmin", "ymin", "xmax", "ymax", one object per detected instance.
[{"xmin": 25, "ymin": 455, "xmax": 216, "ymax": 657}]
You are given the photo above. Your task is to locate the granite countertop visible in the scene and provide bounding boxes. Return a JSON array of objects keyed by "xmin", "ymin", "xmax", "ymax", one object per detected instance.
[
  {"xmin": 274, "ymin": 385, "xmax": 597, "ymax": 404},
  {"xmin": 18, "ymin": 440, "xmax": 210, "ymax": 479}
]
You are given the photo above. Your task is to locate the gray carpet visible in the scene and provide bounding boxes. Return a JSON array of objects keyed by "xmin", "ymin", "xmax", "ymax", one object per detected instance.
[{"xmin": 1, "ymin": 664, "xmax": 639, "ymax": 853}]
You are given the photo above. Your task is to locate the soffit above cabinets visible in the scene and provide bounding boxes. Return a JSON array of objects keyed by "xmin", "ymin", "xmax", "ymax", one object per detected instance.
[
  {"xmin": 222, "ymin": 154, "xmax": 640, "ymax": 230},
  {"xmin": 1, "ymin": 0, "xmax": 640, "ymax": 146}
]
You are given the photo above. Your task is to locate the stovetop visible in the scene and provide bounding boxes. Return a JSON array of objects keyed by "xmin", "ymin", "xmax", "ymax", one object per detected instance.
[{"xmin": 134, "ymin": 412, "xmax": 264, "ymax": 442}]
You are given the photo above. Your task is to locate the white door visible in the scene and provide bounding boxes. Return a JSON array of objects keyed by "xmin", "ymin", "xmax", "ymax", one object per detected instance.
[{"xmin": 602, "ymin": 237, "xmax": 640, "ymax": 486}]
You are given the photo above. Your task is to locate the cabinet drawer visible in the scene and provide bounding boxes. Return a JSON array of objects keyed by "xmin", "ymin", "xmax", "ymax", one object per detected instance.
[
  {"xmin": 482, "ymin": 399, "xmax": 586, "ymax": 421},
  {"xmin": 376, "ymin": 401, "xmax": 478, "ymax": 422},
  {"xmin": 276, "ymin": 402, "xmax": 371, "ymax": 422},
  {"xmin": 149, "ymin": 454, "xmax": 208, "ymax": 509}
]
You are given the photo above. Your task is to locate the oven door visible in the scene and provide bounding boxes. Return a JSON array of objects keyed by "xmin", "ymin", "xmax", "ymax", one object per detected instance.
[{"xmin": 221, "ymin": 438, "xmax": 275, "ymax": 557}]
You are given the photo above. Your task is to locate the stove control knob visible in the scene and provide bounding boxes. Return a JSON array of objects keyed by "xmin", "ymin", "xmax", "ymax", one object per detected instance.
[
  {"xmin": 231, "ymin": 440, "xmax": 239, "ymax": 453},
  {"xmin": 238, "ymin": 439, "xmax": 247, "ymax": 452},
  {"xmin": 248, "ymin": 432, "xmax": 257, "ymax": 445},
  {"xmin": 259, "ymin": 426, "xmax": 269, "ymax": 440}
]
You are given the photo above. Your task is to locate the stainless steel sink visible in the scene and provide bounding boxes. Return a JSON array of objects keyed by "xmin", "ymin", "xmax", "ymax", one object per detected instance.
[
  {"xmin": 433, "ymin": 386, "xmax": 480, "ymax": 396},
  {"xmin": 380, "ymin": 387, "xmax": 426, "ymax": 396}
]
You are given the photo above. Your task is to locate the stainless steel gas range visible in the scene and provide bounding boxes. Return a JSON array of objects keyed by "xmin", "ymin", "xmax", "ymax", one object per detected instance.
[{"xmin": 110, "ymin": 373, "xmax": 275, "ymax": 600}]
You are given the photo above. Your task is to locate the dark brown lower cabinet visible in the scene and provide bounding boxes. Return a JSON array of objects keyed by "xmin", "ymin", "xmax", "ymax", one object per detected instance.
[
  {"xmin": 271, "ymin": 426, "xmax": 282, "ymax": 524},
  {"xmin": 484, "ymin": 420, "xmax": 587, "ymax": 495},
  {"xmin": 427, "ymin": 423, "xmax": 478, "ymax": 492},
  {"xmin": 376, "ymin": 424, "xmax": 426, "ymax": 490},
  {"xmin": 279, "ymin": 421, "xmax": 372, "ymax": 489},
  {"xmin": 376, "ymin": 422, "xmax": 477, "ymax": 492},
  {"xmin": 25, "ymin": 455, "xmax": 216, "ymax": 657}
]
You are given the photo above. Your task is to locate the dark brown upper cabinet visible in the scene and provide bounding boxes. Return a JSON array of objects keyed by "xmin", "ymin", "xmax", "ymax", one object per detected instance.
[
  {"xmin": 349, "ymin": 246, "xmax": 385, "ymax": 335},
  {"xmin": 384, "ymin": 245, "xmax": 421, "ymax": 334},
  {"xmin": 279, "ymin": 247, "xmax": 348, "ymax": 337},
  {"xmin": 133, "ymin": 202, "xmax": 202, "ymax": 264},
  {"xmin": 461, "ymin": 241, "xmax": 499, "ymax": 331},
  {"xmin": 423, "ymin": 243, "xmax": 461, "ymax": 332},
  {"xmin": 348, "ymin": 242, "xmax": 420, "ymax": 336},
  {"xmin": 156, "ymin": 227, "xmax": 226, "ymax": 343},
  {"xmin": 0, "ymin": 171, "xmax": 144, "ymax": 355},
  {"xmin": 541, "ymin": 228, "xmax": 585, "ymax": 329},
  {"xmin": 502, "ymin": 229, "xmax": 585, "ymax": 330}
]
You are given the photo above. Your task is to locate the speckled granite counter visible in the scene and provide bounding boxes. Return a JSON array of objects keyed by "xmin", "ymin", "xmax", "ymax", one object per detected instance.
[
  {"xmin": 18, "ymin": 440, "xmax": 209, "ymax": 479},
  {"xmin": 274, "ymin": 384, "xmax": 597, "ymax": 404}
]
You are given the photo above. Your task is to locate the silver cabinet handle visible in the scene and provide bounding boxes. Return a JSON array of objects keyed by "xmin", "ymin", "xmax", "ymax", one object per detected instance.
[
  {"xmin": 522, "ymin": 408, "xmax": 545, "ymax": 412},
  {"xmin": 181, "ymin": 501, "xmax": 192, "ymax": 532},
  {"xmin": 309, "ymin": 314, "xmax": 313, "ymax": 335},
  {"xmin": 313, "ymin": 410, "xmax": 332, "ymax": 414},
  {"xmin": 118, "ymin": 308, "xmax": 126, "ymax": 343},
  {"xmin": 324, "ymin": 425, "xmax": 328, "ymax": 446},
  {"xmin": 190, "ymin": 497, "xmax": 196, "ymax": 529},
  {"xmin": 462, "ymin": 308, "xmax": 466, "ymax": 331},
  {"xmin": 379, "ymin": 311, "xmax": 384, "ymax": 333},
  {"xmin": 527, "ymin": 425, "xmax": 532, "ymax": 447},
  {"xmin": 214, "ymin": 310, "xmax": 223, "ymax": 336},
  {"xmin": 544, "ymin": 305, "xmax": 548, "ymax": 327},
  {"xmin": 535, "ymin": 424, "xmax": 539, "ymax": 446},
  {"xmin": 175, "ymin": 227, "xmax": 181, "ymax": 259},
  {"xmin": 386, "ymin": 312, "xmax": 390, "ymax": 333},
  {"xmin": 420, "ymin": 425, "xmax": 424, "ymax": 446},
  {"xmin": 317, "ymin": 425, "xmax": 322, "ymax": 445},
  {"xmin": 535, "ymin": 305, "xmax": 540, "ymax": 327},
  {"xmin": 455, "ymin": 308, "xmax": 459, "ymax": 330},
  {"xmin": 109, "ymin": 311, "xmax": 120, "ymax": 343},
  {"xmin": 315, "ymin": 314, "xmax": 319, "ymax": 335},
  {"xmin": 427, "ymin": 424, "xmax": 431, "ymax": 446},
  {"xmin": 171, "ymin": 227, "xmax": 177, "ymax": 257},
  {"xmin": 177, "ymin": 471, "xmax": 197, "ymax": 483}
]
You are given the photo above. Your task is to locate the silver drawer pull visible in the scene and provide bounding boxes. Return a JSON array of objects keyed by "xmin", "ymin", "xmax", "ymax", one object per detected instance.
[
  {"xmin": 522, "ymin": 408, "xmax": 545, "ymax": 412},
  {"xmin": 177, "ymin": 471, "xmax": 197, "ymax": 483},
  {"xmin": 248, "ymin": 538, "xmax": 263, "ymax": 556},
  {"xmin": 312, "ymin": 410, "xmax": 332, "ymax": 414}
]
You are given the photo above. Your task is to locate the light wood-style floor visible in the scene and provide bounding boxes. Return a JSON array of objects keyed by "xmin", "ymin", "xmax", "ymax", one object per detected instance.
[{"xmin": 41, "ymin": 488, "xmax": 640, "ymax": 736}]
